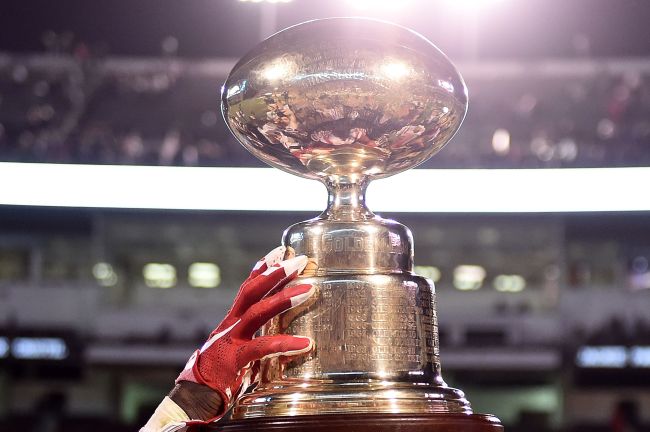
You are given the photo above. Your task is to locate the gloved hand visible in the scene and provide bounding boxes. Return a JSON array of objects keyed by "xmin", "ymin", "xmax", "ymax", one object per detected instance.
[{"xmin": 175, "ymin": 245, "xmax": 314, "ymax": 423}]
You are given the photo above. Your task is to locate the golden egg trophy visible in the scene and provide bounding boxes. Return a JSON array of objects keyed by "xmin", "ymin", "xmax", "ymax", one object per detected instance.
[{"xmin": 215, "ymin": 18, "xmax": 502, "ymax": 432}]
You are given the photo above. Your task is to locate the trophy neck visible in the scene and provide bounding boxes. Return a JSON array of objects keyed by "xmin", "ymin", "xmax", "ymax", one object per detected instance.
[
  {"xmin": 321, "ymin": 177, "xmax": 374, "ymax": 222},
  {"xmin": 282, "ymin": 216, "xmax": 414, "ymax": 276}
]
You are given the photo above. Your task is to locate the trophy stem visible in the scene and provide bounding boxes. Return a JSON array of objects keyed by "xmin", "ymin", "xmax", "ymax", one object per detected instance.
[{"xmin": 321, "ymin": 177, "xmax": 374, "ymax": 221}]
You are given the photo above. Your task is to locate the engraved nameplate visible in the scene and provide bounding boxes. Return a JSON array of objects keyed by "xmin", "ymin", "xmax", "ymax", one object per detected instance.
[{"xmin": 281, "ymin": 275, "xmax": 437, "ymax": 378}]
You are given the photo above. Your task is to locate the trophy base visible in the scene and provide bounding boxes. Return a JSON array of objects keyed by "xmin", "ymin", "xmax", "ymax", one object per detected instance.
[
  {"xmin": 231, "ymin": 380, "xmax": 472, "ymax": 418},
  {"xmin": 206, "ymin": 413, "xmax": 503, "ymax": 432}
]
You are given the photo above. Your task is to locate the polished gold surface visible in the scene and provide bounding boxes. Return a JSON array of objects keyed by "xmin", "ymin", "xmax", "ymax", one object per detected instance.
[
  {"xmin": 222, "ymin": 17, "xmax": 467, "ymax": 186},
  {"xmin": 272, "ymin": 274, "xmax": 437, "ymax": 378},
  {"xmin": 232, "ymin": 273, "xmax": 472, "ymax": 418},
  {"xmin": 221, "ymin": 17, "xmax": 471, "ymax": 419}
]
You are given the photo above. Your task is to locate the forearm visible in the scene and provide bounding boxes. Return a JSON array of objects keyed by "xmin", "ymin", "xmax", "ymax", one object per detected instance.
[
  {"xmin": 141, "ymin": 382, "xmax": 223, "ymax": 432},
  {"xmin": 169, "ymin": 381, "xmax": 224, "ymax": 420}
]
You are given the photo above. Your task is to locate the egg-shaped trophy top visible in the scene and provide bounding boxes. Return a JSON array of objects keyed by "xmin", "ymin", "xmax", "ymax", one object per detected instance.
[{"xmin": 221, "ymin": 17, "xmax": 468, "ymax": 188}]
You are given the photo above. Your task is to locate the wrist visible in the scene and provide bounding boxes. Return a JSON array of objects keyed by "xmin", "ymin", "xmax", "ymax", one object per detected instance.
[
  {"xmin": 169, "ymin": 381, "xmax": 224, "ymax": 421},
  {"xmin": 140, "ymin": 396, "xmax": 190, "ymax": 432}
]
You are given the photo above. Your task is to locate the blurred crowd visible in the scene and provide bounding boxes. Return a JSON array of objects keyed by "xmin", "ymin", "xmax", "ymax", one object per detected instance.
[
  {"xmin": 1, "ymin": 50, "xmax": 650, "ymax": 169},
  {"xmin": 0, "ymin": 57, "xmax": 242, "ymax": 167},
  {"xmin": 578, "ymin": 317, "xmax": 650, "ymax": 347}
]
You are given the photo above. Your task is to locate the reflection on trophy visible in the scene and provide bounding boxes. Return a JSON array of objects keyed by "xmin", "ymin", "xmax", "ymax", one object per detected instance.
[{"xmin": 218, "ymin": 17, "xmax": 503, "ymax": 432}]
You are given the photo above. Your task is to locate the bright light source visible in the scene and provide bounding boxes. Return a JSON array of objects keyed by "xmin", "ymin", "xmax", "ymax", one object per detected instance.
[
  {"xmin": 225, "ymin": 82, "xmax": 244, "ymax": 99},
  {"xmin": 576, "ymin": 346, "xmax": 627, "ymax": 368},
  {"xmin": 493, "ymin": 274, "xmax": 526, "ymax": 292},
  {"xmin": 2, "ymin": 163, "xmax": 650, "ymax": 213},
  {"xmin": 12, "ymin": 337, "xmax": 68, "ymax": 360},
  {"xmin": 437, "ymin": 79, "xmax": 455, "ymax": 94},
  {"xmin": 453, "ymin": 265, "xmax": 486, "ymax": 291},
  {"xmin": 239, "ymin": 0, "xmax": 292, "ymax": 3},
  {"xmin": 491, "ymin": 128, "xmax": 510, "ymax": 155},
  {"xmin": 630, "ymin": 346, "xmax": 650, "ymax": 368},
  {"xmin": 0, "ymin": 337, "xmax": 8, "ymax": 358},
  {"xmin": 143, "ymin": 263, "xmax": 177, "ymax": 288},
  {"xmin": 380, "ymin": 61, "xmax": 411, "ymax": 81},
  {"xmin": 414, "ymin": 265, "xmax": 442, "ymax": 283},
  {"xmin": 344, "ymin": 0, "xmax": 411, "ymax": 12},
  {"xmin": 189, "ymin": 263, "xmax": 221, "ymax": 288},
  {"xmin": 443, "ymin": 0, "xmax": 507, "ymax": 10},
  {"xmin": 261, "ymin": 59, "xmax": 295, "ymax": 81},
  {"xmin": 577, "ymin": 345, "xmax": 650, "ymax": 368},
  {"xmin": 93, "ymin": 262, "xmax": 118, "ymax": 287}
]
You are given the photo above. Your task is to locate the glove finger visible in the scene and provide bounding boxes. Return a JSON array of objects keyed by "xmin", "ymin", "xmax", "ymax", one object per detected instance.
[
  {"xmin": 234, "ymin": 283, "xmax": 315, "ymax": 340},
  {"xmin": 229, "ymin": 255, "xmax": 309, "ymax": 320},
  {"xmin": 224, "ymin": 246, "xmax": 287, "ymax": 327},
  {"xmin": 239, "ymin": 335, "xmax": 313, "ymax": 368},
  {"xmin": 248, "ymin": 245, "xmax": 286, "ymax": 280}
]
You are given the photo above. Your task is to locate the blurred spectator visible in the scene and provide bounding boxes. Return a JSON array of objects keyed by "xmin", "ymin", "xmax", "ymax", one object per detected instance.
[{"xmin": 2, "ymin": 54, "xmax": 650, "ymax": 169}]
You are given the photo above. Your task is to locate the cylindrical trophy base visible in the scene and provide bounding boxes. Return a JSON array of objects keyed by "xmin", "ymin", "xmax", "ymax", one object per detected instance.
[{"xmin": 205, "ymin": 413, "xmax": 503, "ymax": 432}]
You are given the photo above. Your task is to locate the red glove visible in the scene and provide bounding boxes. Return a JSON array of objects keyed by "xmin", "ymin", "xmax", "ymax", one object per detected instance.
[{"xmin": 176, "ymin": 246, "xmax": 314, "ymax": 422}]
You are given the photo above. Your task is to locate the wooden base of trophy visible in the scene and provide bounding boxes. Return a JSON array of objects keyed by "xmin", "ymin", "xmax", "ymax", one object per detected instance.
[{"xmin": 204, "ymin": 413, "xmax": 503, "ymax": 432}]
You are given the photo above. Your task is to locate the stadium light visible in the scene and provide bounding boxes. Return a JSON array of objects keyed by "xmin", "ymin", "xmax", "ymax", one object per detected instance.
[
  {"xmin": 12, "ymin": 337, "xmax": 69, "ymax": 360},
  {"xmin": 344, "ymin": 0, "xmax": 412, "ymax": 12},
  {"xmin": 1, "ymin": 163, "xmax": 650, "ymax": 213},
  {"xmin": 577, "ymin": 345, "xmax": 650, "ymax": 369},
  {"xmin": 189, "ymin": 263, "xmax": 222, "ymax": 288},
  {"xmin": 143, "ymin": 263, "xmax": 177, "ymax": 288},
  {"xmin": 630, "ymin": 346, "xmax": 650, "ymax": 368},
  {"xmin": 239, "ymin": 0, "xmax": 292, "ymax": 3},
  {"xmin": 493, "ymin": 274, "xmax": 526, "ymax": 293},
  {"xmin": 443, "ymin": 0, "xmax": 507, "ymax": 10},
  {"xmin": 491, "ymin": 128, "xmax": 511, "ymax": 155},
  {"xmin": 93, "ymin": 262, "xmax": 119, "ymax": 287},
  {"xmin": 453, "ymin": 265, "xmax": 486, "ymax": 291}
]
